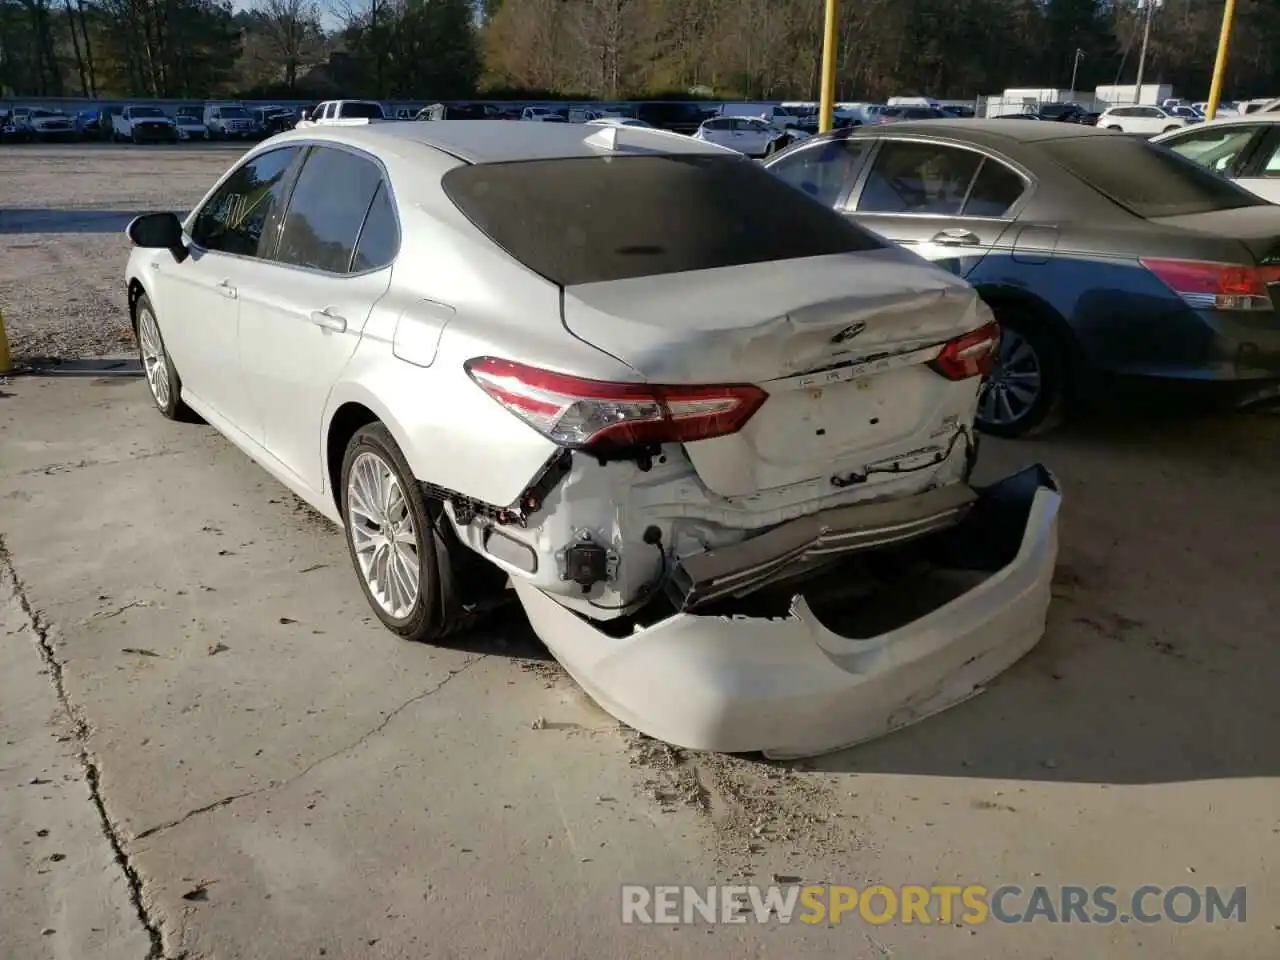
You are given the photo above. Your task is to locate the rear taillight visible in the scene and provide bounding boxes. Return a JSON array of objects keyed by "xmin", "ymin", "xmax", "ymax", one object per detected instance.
[
  {"xmin": 465, "ymin": 357, "xmax": 767, "ymax": 450},
  {"xmin": 930, "ymin": 322, "xmax": 1001, "ymax": 380},
  {"xmin": 1140, "ymin": 258, "xmax": 1276, "ymax": 312}
]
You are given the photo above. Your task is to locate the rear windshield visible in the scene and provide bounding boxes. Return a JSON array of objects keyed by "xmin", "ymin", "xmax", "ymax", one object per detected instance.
[
  {"xmin": 343, "ymin": 102, "xmax": 384, "ymax": 119},
  {"xmin": 441, "ymin": 154, "xmax": 887, "ymax": 286},
  {"xmin": 1040, "ymin": 136, "xmax": 1264, "ymax": 218}
]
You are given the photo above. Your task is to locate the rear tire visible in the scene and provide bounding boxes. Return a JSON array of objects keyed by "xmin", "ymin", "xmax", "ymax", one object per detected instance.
[
  {"xmin": 975, "ymin": 311, "xmax": 1067, "ymax": 439},
  {"xmin": 1105, "ymin": 124, "xmax": 1123, "ymax": 131},
  {"xmin": 340, "ymin": 424, "xmax": 497, "ymax": 643},
  {"xmin": 1162, "ymin": 125, "xmax": 1180, "ymax": 133}
]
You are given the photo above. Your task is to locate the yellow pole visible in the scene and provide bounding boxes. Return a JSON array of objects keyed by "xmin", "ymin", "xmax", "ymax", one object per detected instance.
[
  {"xmin": 819, "ymin": 0, "xmax": 839, "ymax": 133},
  {"xmin": 1205, "ymin": 0, "xmax": 1237, "ymax": 122},
  {"xmin": 0, "ymin": 308, "xmax": 11, "ymax": 375}
]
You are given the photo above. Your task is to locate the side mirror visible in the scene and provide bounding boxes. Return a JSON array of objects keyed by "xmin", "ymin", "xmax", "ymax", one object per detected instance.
[{"xmin": 127, "ymin": 212, "xmax": 188, "ymax": 262}]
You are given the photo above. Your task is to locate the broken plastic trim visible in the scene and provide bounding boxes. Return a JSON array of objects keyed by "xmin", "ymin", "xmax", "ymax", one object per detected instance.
[{"xmin": 666, "ymin": 482, "xmax": 978, "ymax": 611}]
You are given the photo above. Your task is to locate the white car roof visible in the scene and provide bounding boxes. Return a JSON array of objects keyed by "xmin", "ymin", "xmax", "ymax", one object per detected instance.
[{"xmin": 264, "ymin": 119, "xmax": 735, "ymax": 164}]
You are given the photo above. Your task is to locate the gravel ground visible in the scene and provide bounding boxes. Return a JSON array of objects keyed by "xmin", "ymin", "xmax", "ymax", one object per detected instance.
[{"xmin": 0, "ymin": 143, "xmax": 245, "ymax": 362}]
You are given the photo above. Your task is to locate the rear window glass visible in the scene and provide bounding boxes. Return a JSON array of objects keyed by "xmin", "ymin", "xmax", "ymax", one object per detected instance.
[
  {"xmin": 441, "ymin": 155, "xmax": 887, "ymax": 286},
  {"xmin": 1040, "ymin": 137, "xmax": 1264, "ymax": 217},
  {"xmin": 343, "ymin": 102, "xmax": 384, "ymax": 119}
]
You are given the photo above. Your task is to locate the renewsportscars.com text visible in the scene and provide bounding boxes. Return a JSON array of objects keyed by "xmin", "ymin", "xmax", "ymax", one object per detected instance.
[{"xmin": 621, "ymin": 883, "xmax": 1247, "ymax": 926}]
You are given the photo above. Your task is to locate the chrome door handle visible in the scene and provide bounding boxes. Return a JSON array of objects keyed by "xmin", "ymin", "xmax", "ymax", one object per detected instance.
[
  {"xmin": 932, "ymin": 229, "xmax": 981, "ymax": 245},
  {"xmin": 309, "ymin": 309, "xmax": 347, "ymax": 333},
  {"xmin": 216, "ymin": 279, "xmax": 238, "ymax": 299}
]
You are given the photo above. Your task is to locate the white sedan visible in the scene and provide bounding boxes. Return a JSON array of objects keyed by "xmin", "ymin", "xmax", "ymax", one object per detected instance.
[
  {"xmin": 692, "ymin": 116, "xmax": 804, "ymax": 157},
  {"xmin": 124, "ymin": 121, "xmax": 1060, "ymax": 757}
]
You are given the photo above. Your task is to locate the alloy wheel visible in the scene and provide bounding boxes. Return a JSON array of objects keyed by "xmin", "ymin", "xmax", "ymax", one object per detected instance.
[
  {"xmin": 137, "ymin": 307, "xmax": 171, "ymax": 410},
  {"xmin": 979, "ymin": 328, "xmax": 1042, "ymax": 427},
  {"xmin": 346, "ymin": 452, "xmax": 421, "ymax": 619}
]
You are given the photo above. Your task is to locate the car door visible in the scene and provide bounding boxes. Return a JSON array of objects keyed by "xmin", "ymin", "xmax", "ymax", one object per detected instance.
[
  {"xmin": 846, "ymin": 138, "xmax": 1025, "ymax": 277},
  {"xmin": 764, "ymin": 136, "xmax": 872, "ymax": 208},
  {"xmin": 153, "ymin": 145, "xmax": 303, "ymax": 430},
  {"xmin": 237, "ymin": 144, "xmax": 398, "ymax": 491},
  {"xmin": 734, "ymin": 119, "xmax": 770, "ymax": 156},
  {"xmin": 697, "ymin": 117, "xmax": 733, "ymax": 148},
  {"xmin": 1138, "ymin": 107, "xmax": 1167, "ymax": 135},
  {"xmin": 1232, "ymin": 125, "xmax": 1280, "ymax": 202}
]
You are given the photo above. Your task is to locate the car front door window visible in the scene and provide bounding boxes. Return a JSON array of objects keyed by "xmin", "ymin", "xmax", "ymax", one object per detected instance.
[
  {"xmin": 190, "ymin": 147, "xmax": 300, "ymax": 258},
  {"xmin": 767, "ymin": 139, "xmax": 869, "ymax": 208}
]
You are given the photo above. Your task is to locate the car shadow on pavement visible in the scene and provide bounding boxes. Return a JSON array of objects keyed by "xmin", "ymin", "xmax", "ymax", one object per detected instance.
[
  {"xmin": 797, "ymin": 412, "xmax": 1280, "ymax": 786},
  {"xmin": 453, "ymin": 603, "xmax": 557, "ymax": 663},
  {"xmin": 0, "ymin": 208, "xmax": 144, "ymax": 234}
]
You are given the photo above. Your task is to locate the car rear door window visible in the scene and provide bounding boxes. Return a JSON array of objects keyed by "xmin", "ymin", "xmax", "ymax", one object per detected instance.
[
  {"xmin": 767, "ymin": 138, "xmax": 870, "ymax": 208},
  {"xmin": 190, "ymin": 146, "xmax": 300, "ymax": 258},
  {"xmin": 275, "ymin": 146, "xmax": 384, "ymax": 273},
  {"xmin": 961, "ymin": 157, "xmax": 1026, "ymax": 217},
  {"xmin": 350, "ymin": 181, "xmax": 399, "ymax": 272},
  {"xmin": 857, "ymin": 141, "xmax": 983, "ymax": 215}
]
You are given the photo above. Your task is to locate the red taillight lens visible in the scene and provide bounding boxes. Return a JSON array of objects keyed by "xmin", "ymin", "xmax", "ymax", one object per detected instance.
[
  {"xmin": 465, "ymin": 357, "xmax": 768, "ymax": 450},
  {"xmin": 1140, "ymin": 257, "xmax": 1275, "ymax": 311},
  {"xmin": 930, "ymin": 321, "xmax": 1001, "ymax": 380}
]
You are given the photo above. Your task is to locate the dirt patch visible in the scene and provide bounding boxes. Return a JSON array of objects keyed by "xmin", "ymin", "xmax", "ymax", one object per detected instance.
[{"xmin": 624, "ymin": 730, "xmax": 851, "ymax": 879}]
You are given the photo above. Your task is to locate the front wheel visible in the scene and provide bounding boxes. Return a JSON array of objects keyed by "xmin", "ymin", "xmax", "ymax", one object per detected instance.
[
  {"xmin": 135, "ymin": 294, "xmax": 196, "ymax": 421},
  {"xmin": 975, "ymin": 312, "xmax": 1066, "ymax": 438},
  {"xmin": 341, "ymin": 424, "xmax": 498, "ymax": 643}
]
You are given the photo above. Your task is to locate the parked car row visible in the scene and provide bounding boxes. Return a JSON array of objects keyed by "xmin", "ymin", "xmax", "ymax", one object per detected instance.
[{"xmin": 1, "ymin": 101, "xmax": 300, "ymax": 144}]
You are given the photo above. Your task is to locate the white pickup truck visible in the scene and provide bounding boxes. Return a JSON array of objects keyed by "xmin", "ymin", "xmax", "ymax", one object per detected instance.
[
  {"xmin": 296, "ymin": 100, "xmax": 388, "ymax": 127},
  {"xmin": 111, "ymin": 105, "xmax": 179, "ymax": 143}
]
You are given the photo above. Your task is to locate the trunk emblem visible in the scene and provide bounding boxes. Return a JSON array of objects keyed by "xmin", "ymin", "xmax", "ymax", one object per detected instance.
[{"xmin": 830, "ymin": 321, "xmax": 867, "ymax": 344}]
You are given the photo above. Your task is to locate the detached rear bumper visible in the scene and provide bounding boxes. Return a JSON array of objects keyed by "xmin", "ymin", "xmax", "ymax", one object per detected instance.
[{"xmin": 513, "ymin": 465, "xmax": 1061, "ymax": 758}]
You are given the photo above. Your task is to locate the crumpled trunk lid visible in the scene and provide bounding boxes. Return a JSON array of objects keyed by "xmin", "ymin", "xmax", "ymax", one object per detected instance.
[{"xmin": 561, "ymin": 248, "xmax": 990, "ymax": 498}]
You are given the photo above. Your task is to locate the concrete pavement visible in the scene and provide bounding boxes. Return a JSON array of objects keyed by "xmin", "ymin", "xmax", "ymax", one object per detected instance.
[{"xmin": 2, "ymin": 374, "xmax": 1278, "ymax": 959}]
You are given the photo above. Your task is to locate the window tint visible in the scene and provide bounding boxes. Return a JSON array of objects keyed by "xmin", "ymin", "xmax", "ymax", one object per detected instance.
[
  {"xmin": 342, "ymin": 102, "xmax": 384, "ymax": 119},
  {"xmin": 1041, "ymin": 136, "xmax": 1264, "ymax": 217},
  {"xmin": 1163, "ymin": 125, "xmax": 1259, "ymax": 175},
  {"xmin": 441, "ymin": 154, "xmax": 887, "ymax": 287},
  {"xmin": 768, "ymin": 139, "xmax": 869, "ymax": 208},
  {"xmin": 191, "ymin": 147, "xmax": 299, "ymax": 257},
  {"xmin": 705, "ymin": 118, "xmax": 731, "ymax": 130},
  {"xmin": 276, "ymin": 147, "xmax": 384, "ymax": 273},
  {"xmin": 962, "ymin": 158, "xmax": 1026, "ymax": 216},
  {"xmin": 858, "ymin": 142, "xmax": 982, "ymax": 214},
  {"xmin": 350, "ymin": 182, "xmax": 399, "ymax": 272}
]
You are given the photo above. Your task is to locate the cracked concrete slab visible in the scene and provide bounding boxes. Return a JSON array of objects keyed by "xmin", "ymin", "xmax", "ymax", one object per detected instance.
[
  {"xmin": 1, "ymin": 560, "xmax": 153, "ymax": 959},
  {"xmin": 3, "ymin": 374, "xmax": 1280, "ymax": 960}
]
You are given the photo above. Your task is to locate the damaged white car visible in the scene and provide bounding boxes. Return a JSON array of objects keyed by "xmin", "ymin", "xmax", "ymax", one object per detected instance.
[{"xmin": 123, "ymin": 121, "xmax": 1061, "ymax": 757}]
